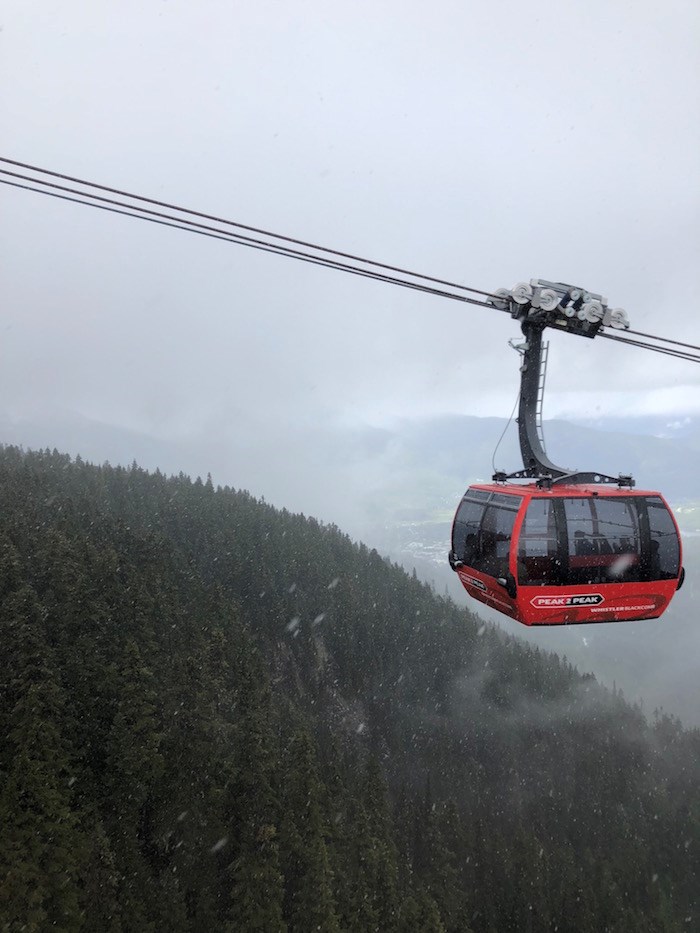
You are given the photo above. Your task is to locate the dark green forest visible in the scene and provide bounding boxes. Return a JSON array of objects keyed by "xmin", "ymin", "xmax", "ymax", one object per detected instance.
[{"xmin": 0, "ymin": 445, "xmax": 698, "ymax": 932}]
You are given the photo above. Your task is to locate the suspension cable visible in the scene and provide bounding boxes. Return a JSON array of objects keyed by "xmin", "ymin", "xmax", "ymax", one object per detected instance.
[
  {"xmin": 2, "ymin": 157, "xmax": 698, "ymax": 365},
  {"xmin": 0, "ymin": 156, "xmax": 500, "ymax": 300},
  {"xmin": 599, "ymin": 331, "xmax": 700, "ymax": 364},
  {"xmin": 0, "ymin": 178, "xmax": 496, "ymax": 309},
  {"xmin": 623, "ymin": 327, "xmax": 700, "ymax": 354}
]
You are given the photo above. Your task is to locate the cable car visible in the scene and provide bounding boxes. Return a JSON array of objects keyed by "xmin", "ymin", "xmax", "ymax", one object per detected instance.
[
  {"xmin": 449, "ymin": 483, "xmax": 683, "ymax": 625},
  {"xmin": 449, "ymin": 280, "xmax": 685, "ymax": 625}
]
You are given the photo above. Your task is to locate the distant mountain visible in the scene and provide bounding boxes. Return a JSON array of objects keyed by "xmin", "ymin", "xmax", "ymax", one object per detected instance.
[
  {"xmin": 570, "ymin": 413, "xmax": 700, "ymax": 444},
  {"xmin": 2, "ymin": 406, "xmax": 697, "ymax": 505},
  {"xmin": 390, "ymin": 413, "xmax": 700, "ymax": 502}
]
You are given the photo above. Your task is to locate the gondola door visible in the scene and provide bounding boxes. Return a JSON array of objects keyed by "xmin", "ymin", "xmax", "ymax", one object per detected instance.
[{"xmin": 451, "ymin": 487, "xmax": 524, "ymax": 620}]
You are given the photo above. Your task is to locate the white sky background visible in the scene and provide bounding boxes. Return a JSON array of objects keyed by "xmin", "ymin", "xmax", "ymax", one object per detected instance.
[{"xmin": 1, "ymin": 0, "xmax": 699, "ymax": 447}]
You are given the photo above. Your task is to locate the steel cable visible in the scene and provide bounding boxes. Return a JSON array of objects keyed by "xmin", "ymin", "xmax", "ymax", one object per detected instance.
[
  {"xmin": 3, "ymin": 158, "xmax": 698, "ymax": 365},
  {"xmin": 0, "ymin": 156, "xmax": 500, "ymax": 300},
  {"xmin": 598, "ymin": 331, "xmax": 700, "ymax": 364},
  {"xmin": 0, "ymin": 178, "xmax": 496, "ymax": 309}
]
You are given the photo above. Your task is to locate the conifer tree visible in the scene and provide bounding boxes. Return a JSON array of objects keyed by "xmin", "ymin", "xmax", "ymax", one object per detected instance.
[
  {"xmin": 0, "ymin": 587, "xmax": 84, "ymax": 931},
  {"xmin": 362, "ymin": 754, "xmax": 400, "ymax": 931},
  {"xmin": 279, "ymin": 727, "xmax": 339, "ymax": 932},
  {"xmin": 80, "ymin": 817, "xmax": 123, "ymax": 933},
  {"xmin": 102, "ymin": 639, "xmax": 165, "ymax": 931},
  {"xmin": 338, "ymin": 797, "xmax": 381, "ymax": 932},
  {"xmin": 221, "ymin": 647, "xmax": 286, "ymax": 931}
]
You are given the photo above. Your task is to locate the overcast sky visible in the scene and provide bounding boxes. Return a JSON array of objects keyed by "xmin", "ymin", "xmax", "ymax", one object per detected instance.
[{"xmin": 1, "ymin": 0, "xmax": 699, "ymax": 456}]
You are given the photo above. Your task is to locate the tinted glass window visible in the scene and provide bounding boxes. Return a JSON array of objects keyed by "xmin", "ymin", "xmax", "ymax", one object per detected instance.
[
  {"xmin": 476, "ymin": 505, "xmax": 517, "ymax": 578},
  {"xmin": 646, "ymin": 497, "xmax": 680, "ymax": 579},
  {"xmin": 452, "ymin": 498, "xmax": 486, "ymax": 564},
  {"xmin": 516, "ymin": 495, "xmax": 669, "ymax": 588},
  {"xmin": 591, "ymin": 498, "xmax": 638, "ymax": 550},
  {"xmin": 564, "ymin": 498, "xmax": 596, "ymax": 554},
  {"xmin": 517, "ymin": 498, "xmax": 561, "ymax": 585},
  {"xmin": 491, "ymin": 492, "xmax": 522, "ymax": 509},
  {"xmin": 453, "ymin": 495, "xmax": 519, "ymax": 578},
  {"xmin": 564, "ymin": 497, "xmax": 641, "ymax": 585},
  {"xmin": 565, "ymin": 498, "xmax": 600, "ymax": 584}
]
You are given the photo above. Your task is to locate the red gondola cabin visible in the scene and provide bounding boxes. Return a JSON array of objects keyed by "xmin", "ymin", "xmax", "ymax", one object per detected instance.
[{"xmin": 449, "ymin": 483, "xmax": 684, "ymax": 625}]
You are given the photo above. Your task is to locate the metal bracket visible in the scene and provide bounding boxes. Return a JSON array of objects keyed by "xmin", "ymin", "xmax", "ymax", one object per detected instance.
[
  {"xmin": 492, "ymin": 468, "xmax": 635, "ymax": 488},
  {"xmin": 488, "ymin": 282, "xmax": 635, "ymax": 487}
]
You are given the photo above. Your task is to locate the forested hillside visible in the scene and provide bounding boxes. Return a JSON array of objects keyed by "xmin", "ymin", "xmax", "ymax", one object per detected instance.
[{"xmin": 0, "ymin": 446, "xmax": 698, "ymax": 932}]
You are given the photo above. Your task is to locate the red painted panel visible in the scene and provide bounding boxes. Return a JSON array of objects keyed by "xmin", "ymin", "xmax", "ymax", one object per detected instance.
[{"xmin": 516, "ymin": 580, "xmax": 676, "ymax": 625}]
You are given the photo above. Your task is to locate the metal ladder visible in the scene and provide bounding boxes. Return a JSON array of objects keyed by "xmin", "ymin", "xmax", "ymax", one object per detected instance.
[{"xmin": 535, "ymin": 340, "xmax": 549, "ymax": 455}]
